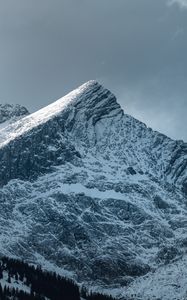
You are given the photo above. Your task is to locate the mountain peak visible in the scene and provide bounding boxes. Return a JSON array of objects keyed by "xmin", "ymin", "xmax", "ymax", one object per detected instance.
[
  {"xmin": 55, "ymin": 79, "xmax": 118, "ymax": 111},
  {"xmin": 0, "ymin": 103, "xmax": 29, "ymax": 124},
  {"xmin": 0, "ymin": 81, "xmax": 122, "ymax": 148},
  {"xmin": 0, "ymin": 82, "xmax": 187, "ymax": 300},
  {"xmin": 77, "ymin": 79, "xmax": 99, "ymax": 89}
]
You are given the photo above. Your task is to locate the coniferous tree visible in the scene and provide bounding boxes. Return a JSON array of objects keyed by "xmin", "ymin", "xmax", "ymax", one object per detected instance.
[
  {"xmin": 0, "ymin": 256, "xmax": 120, "ymax": 300},
  {"xmin": 0, "ymin": 283, "xmax": 3, "ymax": 297},
  {"xmin": 7, "ymin": 273, "xmax": 11, "ymax": 284},
  {"xmin": 0, "ymin": 267, "xmax": 3, "ymax": 280}
]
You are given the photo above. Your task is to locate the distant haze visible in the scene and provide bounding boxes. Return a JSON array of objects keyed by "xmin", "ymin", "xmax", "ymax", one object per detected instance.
[{"xmin": 0, "ymin": 0, "xmax": 187, "ymax": 141}]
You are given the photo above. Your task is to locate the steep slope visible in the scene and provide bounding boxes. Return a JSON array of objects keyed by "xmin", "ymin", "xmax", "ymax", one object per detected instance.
[
  {"xmin": 1, "ymin": 256, "xmax": 113, "ymax": 300},
  {"xmin": 0, "ymin": 81, "xmax": 187, "ymax": 299},
  {"xmin": 0, "ymin": 81, "xmax": 186, "ymax": 192}
]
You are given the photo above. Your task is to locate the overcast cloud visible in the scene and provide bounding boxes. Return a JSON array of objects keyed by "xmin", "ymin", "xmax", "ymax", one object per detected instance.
[
  {"xmin": 0, "ymin": 0, "xmax": 187, "ymax": 141},
  {"xmin": 169, "ymin": 0, "xmax": 187, "ymax": 8}
]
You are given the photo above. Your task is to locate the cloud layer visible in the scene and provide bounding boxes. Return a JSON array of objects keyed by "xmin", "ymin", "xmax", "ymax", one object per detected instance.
[{"xmin": 169, "ymin": 0, "xmax": 187, "ymax": 8}]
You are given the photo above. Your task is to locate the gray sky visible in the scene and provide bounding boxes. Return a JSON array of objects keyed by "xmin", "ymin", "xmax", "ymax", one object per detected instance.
[{"xmin": 0, "ymin": 0, "xmax": 187, "ymax": 141}]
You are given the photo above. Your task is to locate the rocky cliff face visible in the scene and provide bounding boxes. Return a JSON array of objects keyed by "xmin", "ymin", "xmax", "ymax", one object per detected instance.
[
  {"xmin": 0, "ymin": 81, "xmax": 187, "ymax": 299},
  {"xmin": 0, "ymin": 103, "xmax": 29, "ymax": 124}
]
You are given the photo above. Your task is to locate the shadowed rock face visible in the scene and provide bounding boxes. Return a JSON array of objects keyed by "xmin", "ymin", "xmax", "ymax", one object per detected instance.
[
  {"xmin": 0, "ymin": 81, "xmax": 186, "ymax": 194},
  {"xmin": 0, "ymin": 120, "xmax": 81, "ymax": 186},
  {"xmin": 0, "ymin": 81, "xmax": 122, "ymax": 185},
  {"xmin": 0, "ymin": 103, "xmax": 29, "ymax": 124},
  {"xmin": 0, "ymin": 81, "xmax": 187, "ymax": 295}
]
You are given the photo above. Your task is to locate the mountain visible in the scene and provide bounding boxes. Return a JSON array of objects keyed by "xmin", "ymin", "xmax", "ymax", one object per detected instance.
[
  {"xmin": 0, "ymin": 103, "xmax": 29, "ymax": 125},
  {"xmin": 0, "ymin": 81, "xmax": 187, "ymax": 300},
  {"xmin": 0, "ymin": 103, "xmax": 29, "ymax": 143}
]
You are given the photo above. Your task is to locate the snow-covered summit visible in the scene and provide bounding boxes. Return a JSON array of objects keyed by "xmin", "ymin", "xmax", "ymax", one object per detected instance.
[
  {"xmin": 0, "ymin": 80, "xmax": 121, "ymax": 148},
  {"xmin": 0, "ymin": 81, "xmax": 186, "ymax": 191},
  {"xmin": 0, "ymin": 81, "xmax": 187, "ymax": 299}
]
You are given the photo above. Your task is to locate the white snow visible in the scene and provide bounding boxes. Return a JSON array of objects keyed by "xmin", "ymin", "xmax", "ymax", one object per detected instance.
[
  {"xmin": 0, "ymin": 271, "xmax": 31, "ymax": 294},
  {"xmin": 0, "ymin": 81, "xmax": 187, "ymax": 299},
  {"xmin": 0, "ymin": 80, "xmax": 99, "ymax": 147},
  {"xmin": 124, "ymin": 256, "xmax": 187, "ymax": 300}
]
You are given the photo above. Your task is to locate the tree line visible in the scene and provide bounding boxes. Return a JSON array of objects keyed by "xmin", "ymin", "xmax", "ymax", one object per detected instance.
[{"xmin": 0, "ymin": 256, "xmax": 117, "ymax": 300}]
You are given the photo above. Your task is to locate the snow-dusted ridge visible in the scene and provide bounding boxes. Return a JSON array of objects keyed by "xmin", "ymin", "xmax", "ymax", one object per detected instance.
[
  {"xmin": 0, "ymin": 80, "xmax": 117, "ymax": 148},
  {"xmin": 0, "ymin": 81, "xmax": 187, "ymax": 299},
  {"xmin": 0, "ymin": 80, "xmax": 186, "ymax": 192}
]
